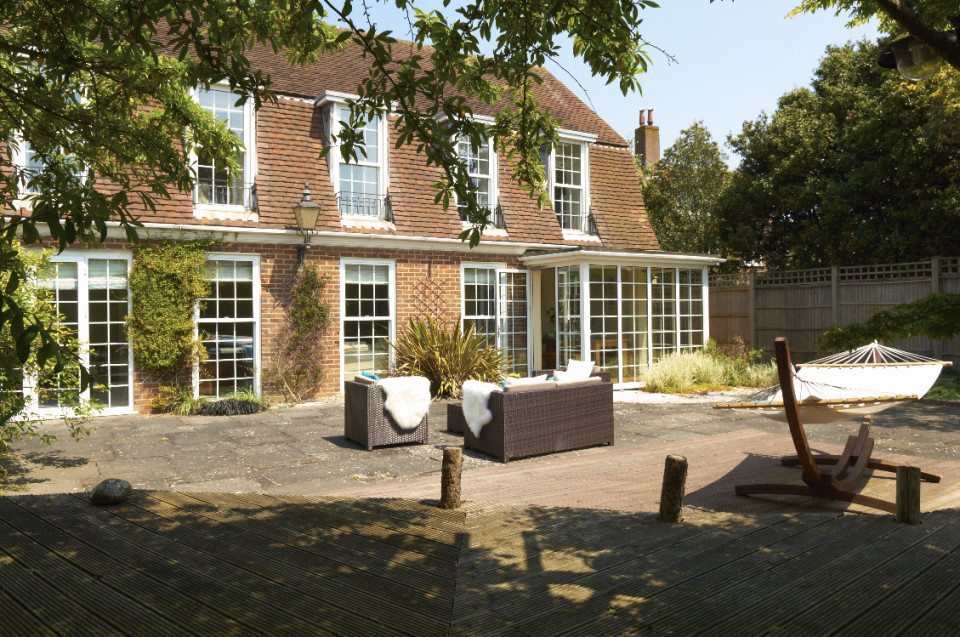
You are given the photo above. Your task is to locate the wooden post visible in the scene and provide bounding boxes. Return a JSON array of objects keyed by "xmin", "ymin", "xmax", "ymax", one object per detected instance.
[
  {"xmin": 931, "ymin": 257, "xmax": 943, "ymax": 360},
  {"xmin": 830, "ymin": 266, "xmax": 840, "ymax": 327},
  {"xmin": 747, "ymin": 270, "xmax": 757, "ymax": 351},
  {"xmin": 659, "ymin": 454, "xmax": 688, "ymax": 523},
  {"xmin": 440, "ymin": 446, "xmax": 463, "ymax": 509},
  {"xmin": 896, "ymin": 465, "xmax": 921, "ymax": 525}
]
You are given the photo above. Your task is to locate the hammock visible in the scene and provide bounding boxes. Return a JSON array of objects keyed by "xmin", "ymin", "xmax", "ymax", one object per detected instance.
[{"xmin": 714, "ymin": 342, "xmax": 951, "ymax": 424}]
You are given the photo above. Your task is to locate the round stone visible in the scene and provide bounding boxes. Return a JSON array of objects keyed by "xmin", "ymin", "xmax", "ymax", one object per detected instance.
[{"xmin": 89, "ymin": 478, "xmax": 133, "ymax": 505}]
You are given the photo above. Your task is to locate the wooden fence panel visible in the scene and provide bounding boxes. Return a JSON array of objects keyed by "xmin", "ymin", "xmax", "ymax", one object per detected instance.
[
  {"xmin": 709, "ymin": 286, "xmax": 749, "ymax": 348},
  {"xmin": 709, "ymin": 257, "xmax": 959, "ymax": 365}
]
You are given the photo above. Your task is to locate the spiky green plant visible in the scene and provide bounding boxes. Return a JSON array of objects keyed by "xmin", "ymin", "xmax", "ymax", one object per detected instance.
[{"xmin": 391, "ymin": 317, "xmax": 509, "ymax": 398}]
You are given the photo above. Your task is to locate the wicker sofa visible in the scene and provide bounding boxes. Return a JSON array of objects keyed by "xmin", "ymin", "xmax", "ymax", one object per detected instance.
[
  {"xmin": 344, "ymin": 376, "xmax": 429, "ymax": 450},
  {"xmin": 447, "ymin": 369, "xmax": 614, "ymax": 462}
]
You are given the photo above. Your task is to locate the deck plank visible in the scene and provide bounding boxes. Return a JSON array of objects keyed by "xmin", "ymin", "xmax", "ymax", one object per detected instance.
[
  {"xmin": 124, "ymin": 491, "xmax": 450, "ymax": 635},
  {"xmin": 2, "ymin": 429, "xmax": 959, "ymax": 636}
]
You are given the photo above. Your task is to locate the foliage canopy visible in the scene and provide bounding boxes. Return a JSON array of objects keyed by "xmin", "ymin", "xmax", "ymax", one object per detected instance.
[
  {"xmin": 818, "ymin": 293, "xmax": 960, "ymax": 351},
  {"xmin": 640, "ymin": 121, "xmax": 729, "ymax": 254},
  {"xmin": 717, "ymin": 41, "xmax": 960, "ymax": 270}
]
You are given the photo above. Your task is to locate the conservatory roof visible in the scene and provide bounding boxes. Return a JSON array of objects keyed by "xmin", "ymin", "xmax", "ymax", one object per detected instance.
[{"xmin": 520, "ymin": 247, "xmax": 724, "ymax": 269}]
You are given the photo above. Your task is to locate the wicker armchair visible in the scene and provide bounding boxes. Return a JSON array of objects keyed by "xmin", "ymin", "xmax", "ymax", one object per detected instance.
[
  {"xmin": 344, "ymin": 377, "xmax": 429, "ymax": 450},
  {"xmin": 447, "ymin": 370, "xmax": 614, "ymax": 462}
]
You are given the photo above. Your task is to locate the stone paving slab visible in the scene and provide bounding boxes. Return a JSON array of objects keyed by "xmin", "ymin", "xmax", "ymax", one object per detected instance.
[{"xmin": 4, "ymin": 397, "xmax": 958, "ymax": 500}]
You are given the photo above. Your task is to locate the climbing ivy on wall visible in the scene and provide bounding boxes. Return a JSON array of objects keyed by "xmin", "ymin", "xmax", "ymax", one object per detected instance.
[
  {"xmin": 127, "ymin": 241, "xmax": 212, "ymax": 379},
  {"xmin": 264, "ymin": 264, "xmax": 330, "ymax": 402}
]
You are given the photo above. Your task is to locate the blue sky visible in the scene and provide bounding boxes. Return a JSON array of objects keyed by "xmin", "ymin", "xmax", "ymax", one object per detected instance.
[{"xmin": 365, "ymin": 0, "xmax": 881, "ymax": 166}]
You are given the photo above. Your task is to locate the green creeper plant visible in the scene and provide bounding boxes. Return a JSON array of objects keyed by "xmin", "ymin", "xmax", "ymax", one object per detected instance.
[
  {"xmin": 127, "ymin": 241, "xmax": 211, "ymax": 380},
  {"xmin": 263, "ymin": 264, "xmax": 331, "ymax": 403}
]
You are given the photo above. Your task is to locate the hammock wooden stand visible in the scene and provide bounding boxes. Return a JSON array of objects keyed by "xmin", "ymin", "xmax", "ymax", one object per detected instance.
[{"xmin": 734, "ymin": 337, "xmax": 941, "ymax": 514}]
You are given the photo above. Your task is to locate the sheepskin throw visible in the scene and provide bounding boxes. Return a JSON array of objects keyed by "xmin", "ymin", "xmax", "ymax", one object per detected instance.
[
  {"xmin": 462, "ymin": 380, "xmax": 500, "ymax": 437},
  {"xmin": 378, "ymin": 376, "xmax": 431, "ymax": 430}
]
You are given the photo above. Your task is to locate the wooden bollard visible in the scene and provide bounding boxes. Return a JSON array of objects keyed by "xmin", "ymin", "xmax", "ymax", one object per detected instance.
[
  {"xmin": 440, "ymin": 446, "xmax": 463, "ymax": 509},
  {"xmin": 659, "ymin": 454, "xmax": 688, "ymax": 523},
  {"xmin": 896, "ymin": 465, "xmax": 921, "ymax": 525}
]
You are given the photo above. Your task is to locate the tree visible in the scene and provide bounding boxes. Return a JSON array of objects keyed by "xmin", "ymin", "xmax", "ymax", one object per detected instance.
[
  {"xmin": 793, "ymin": 0, "xmax": 960, "ymax": 74},
  {"xmin": 818, "ymin": 292, "xmax": 960, "ymax": 351},
  {"xmin": 640, "ymin": 121, "xmax": 729, "ymax": 254},
  {"xmin": 716, "ymin": 41, "xmax": 960, "ymax": 270},
  {"xmin": 0, "ymin": 0, "xmax": 661, "ymax": 423}
]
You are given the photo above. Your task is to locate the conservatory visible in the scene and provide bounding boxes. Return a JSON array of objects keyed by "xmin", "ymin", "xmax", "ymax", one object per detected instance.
[{"xmin": 521, "ymin": 248, "xmax": 724, "ymax": 388}]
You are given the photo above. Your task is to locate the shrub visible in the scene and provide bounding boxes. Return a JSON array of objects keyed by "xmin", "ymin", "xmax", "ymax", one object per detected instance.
[
  {"xmin": 391, "ymin": 317, "xmax": 508, "ymax": 398},
  {"xmin": 128, "ymin": 241, "xmax": 211, "ymax": 380},
  {"xmin": 153, "ymin": 386, "xmax": 268, "ymax": 415},
  {"xmin": 927, "ymin": 368, "xmax": 960, "ymax": 401},
  {"xmin": 642, "ymin": 339, "xmax": 777, "ymax": 393},
  {"xmin": 263, "ymin": 264, "xmax": 330, "ymax": 403},
  {"xmin": 0, "ymin": 246, "xmax": 97, "ymax": 490},
  {"xmin": 152, "ymin": 385, "xmax": 208, "ymax": 415}
]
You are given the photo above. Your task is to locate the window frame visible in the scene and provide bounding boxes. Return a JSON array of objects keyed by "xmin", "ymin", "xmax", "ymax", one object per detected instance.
[
  {"xmin": 193, "ymin": 253, "xmax": 262, "ymax": 399},
  {"xmin": 317, "ymin": 92, "xmax": 390, "ymax": 220},
  {"xmin": 460, "ymin": 263, "xmax": 531, "ymax": 377},
  {"xmin": 22, "ymin": 249, "xmax": 135, "ymax": 418},
  {"xmin": 541, "ymin": 130, "xmax": 596, "ymax": 238},
  {"xmin": 190, "ymin": 84, "xmax": 257, "ymax": 216},
  {"xmin": 455, "ymin": 134, "xmax": 498, "ymax": 223},
  {"xmin": 339, "ymin": 258, "xmax": 397, "ymax": 389}
]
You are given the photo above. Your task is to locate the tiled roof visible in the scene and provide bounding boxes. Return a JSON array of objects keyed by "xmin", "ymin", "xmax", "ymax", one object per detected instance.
[
  {"xmin": 246, "ymin": 40, "xmax": 626, "ymax": 147},
  {"xmin": 80, "ymin": 35, "xmax": 659, "ymax": 251}
]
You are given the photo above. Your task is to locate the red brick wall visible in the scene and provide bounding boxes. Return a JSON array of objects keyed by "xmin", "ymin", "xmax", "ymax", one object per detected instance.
[{"xmin": 49, "ymin": 239, "xmax": 521, "ymax": 412}]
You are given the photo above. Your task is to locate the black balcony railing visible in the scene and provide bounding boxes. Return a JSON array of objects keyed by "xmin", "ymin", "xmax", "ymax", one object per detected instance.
[
  {"xmin": 338, "ymin": 193, "xmax": 393, "ymax": 222},
  {"xmin": 458, "ymin": 203, "xmax": 506, "ymax": 229},
  {"xmin": 194, "ymin": 183, "xmax": 258, "ymax": 211},
  {"xmin": 587, "ymin": 210, "xmax": 599, "ymax": 236}
]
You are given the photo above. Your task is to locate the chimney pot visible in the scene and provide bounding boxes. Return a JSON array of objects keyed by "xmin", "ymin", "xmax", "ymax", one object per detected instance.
[
  {"xmin": 647, "ymin": 109, "xmax": 654, "ymax": 126},
  {"xmin": 639, "ymin": 110, "xmax": 646, "ymax": 126}
]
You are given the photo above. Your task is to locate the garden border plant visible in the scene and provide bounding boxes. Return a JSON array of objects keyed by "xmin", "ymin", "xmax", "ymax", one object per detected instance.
[
  {"xmin": 391, "ymin": 316, "xmax": 508, "ymax": 398},
  {"xmin": 263, "ymin": 263, "xmax": 331, "ymax": 404},
  {"xmin": 127, "ymin": 240, "xmax": 212, "ymax": 381}
]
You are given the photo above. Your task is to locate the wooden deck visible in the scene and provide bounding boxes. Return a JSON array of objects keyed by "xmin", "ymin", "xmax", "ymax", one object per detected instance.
[{"xmin": 2, "ymin": 430, "xmax": 960, "ymax": 635}]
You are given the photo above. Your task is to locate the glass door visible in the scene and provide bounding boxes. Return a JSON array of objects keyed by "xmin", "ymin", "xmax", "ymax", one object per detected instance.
[
  {"xmin": 498, "ymin": 271, "xmax": 529, "ymax": 376},
  {"xmin": 26, "ymin": 254, "xmax": 133, "ymax": 415}
]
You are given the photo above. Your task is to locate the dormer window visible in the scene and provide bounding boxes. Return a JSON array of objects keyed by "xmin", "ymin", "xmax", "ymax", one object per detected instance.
[
  {"xmin": 316, "ymin": 92, "xmax": 391, "ymax": 223},
  {"xmin": 457, "ymin": 137, "xmax": 493, "ymax": 217},
  {"xmin": 554, "ymin": 141, "xmax": 584, "ymax": 231},
  {"xmin": 193, "ymin": 86, "xmax": 256, "ymax": 215},
  {"xmin": 541, "ymin": 131, "xmax": 596, "ymax": 238},
  {"xmin": 338, "ymin": 108, "xmax": 384, "ymax": 218}
]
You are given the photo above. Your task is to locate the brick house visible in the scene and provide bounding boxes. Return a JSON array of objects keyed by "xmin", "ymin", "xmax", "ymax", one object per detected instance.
[{"xmin": 17, "ymin": 42, "xmax": 722, "ymax": 417}]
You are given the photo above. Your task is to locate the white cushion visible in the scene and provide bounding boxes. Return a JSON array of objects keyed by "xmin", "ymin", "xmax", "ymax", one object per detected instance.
[
  {"xmin": 504, "ymin": 380, "xmax": 557, "ymax": 393},
  {"xmin": 555, "ymin": 375, "xmax": 602, "ymax": 387},
  {"xmin": 505, "ymin": 374, "xmax": 548, "ymax": 387},
  {"xmin": 565, "ymin": 359, "xmax": 595, "ymax": 380}
]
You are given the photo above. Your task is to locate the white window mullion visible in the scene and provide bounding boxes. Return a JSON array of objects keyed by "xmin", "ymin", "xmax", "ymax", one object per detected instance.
[{"xmin": 646, "ymin": 267, "xmax": 653, "ymax": 367}]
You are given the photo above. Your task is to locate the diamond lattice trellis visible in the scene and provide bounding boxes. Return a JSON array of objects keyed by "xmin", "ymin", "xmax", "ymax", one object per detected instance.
[{"xmin": 412, "ymin": 273, "xmax": 445, "ymax": 322}]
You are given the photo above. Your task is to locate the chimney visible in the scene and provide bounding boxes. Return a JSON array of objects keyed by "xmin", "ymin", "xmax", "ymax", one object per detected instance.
[{"xmin": 635, "ymin": 108, "xmax": 660, "ymax": 168}]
